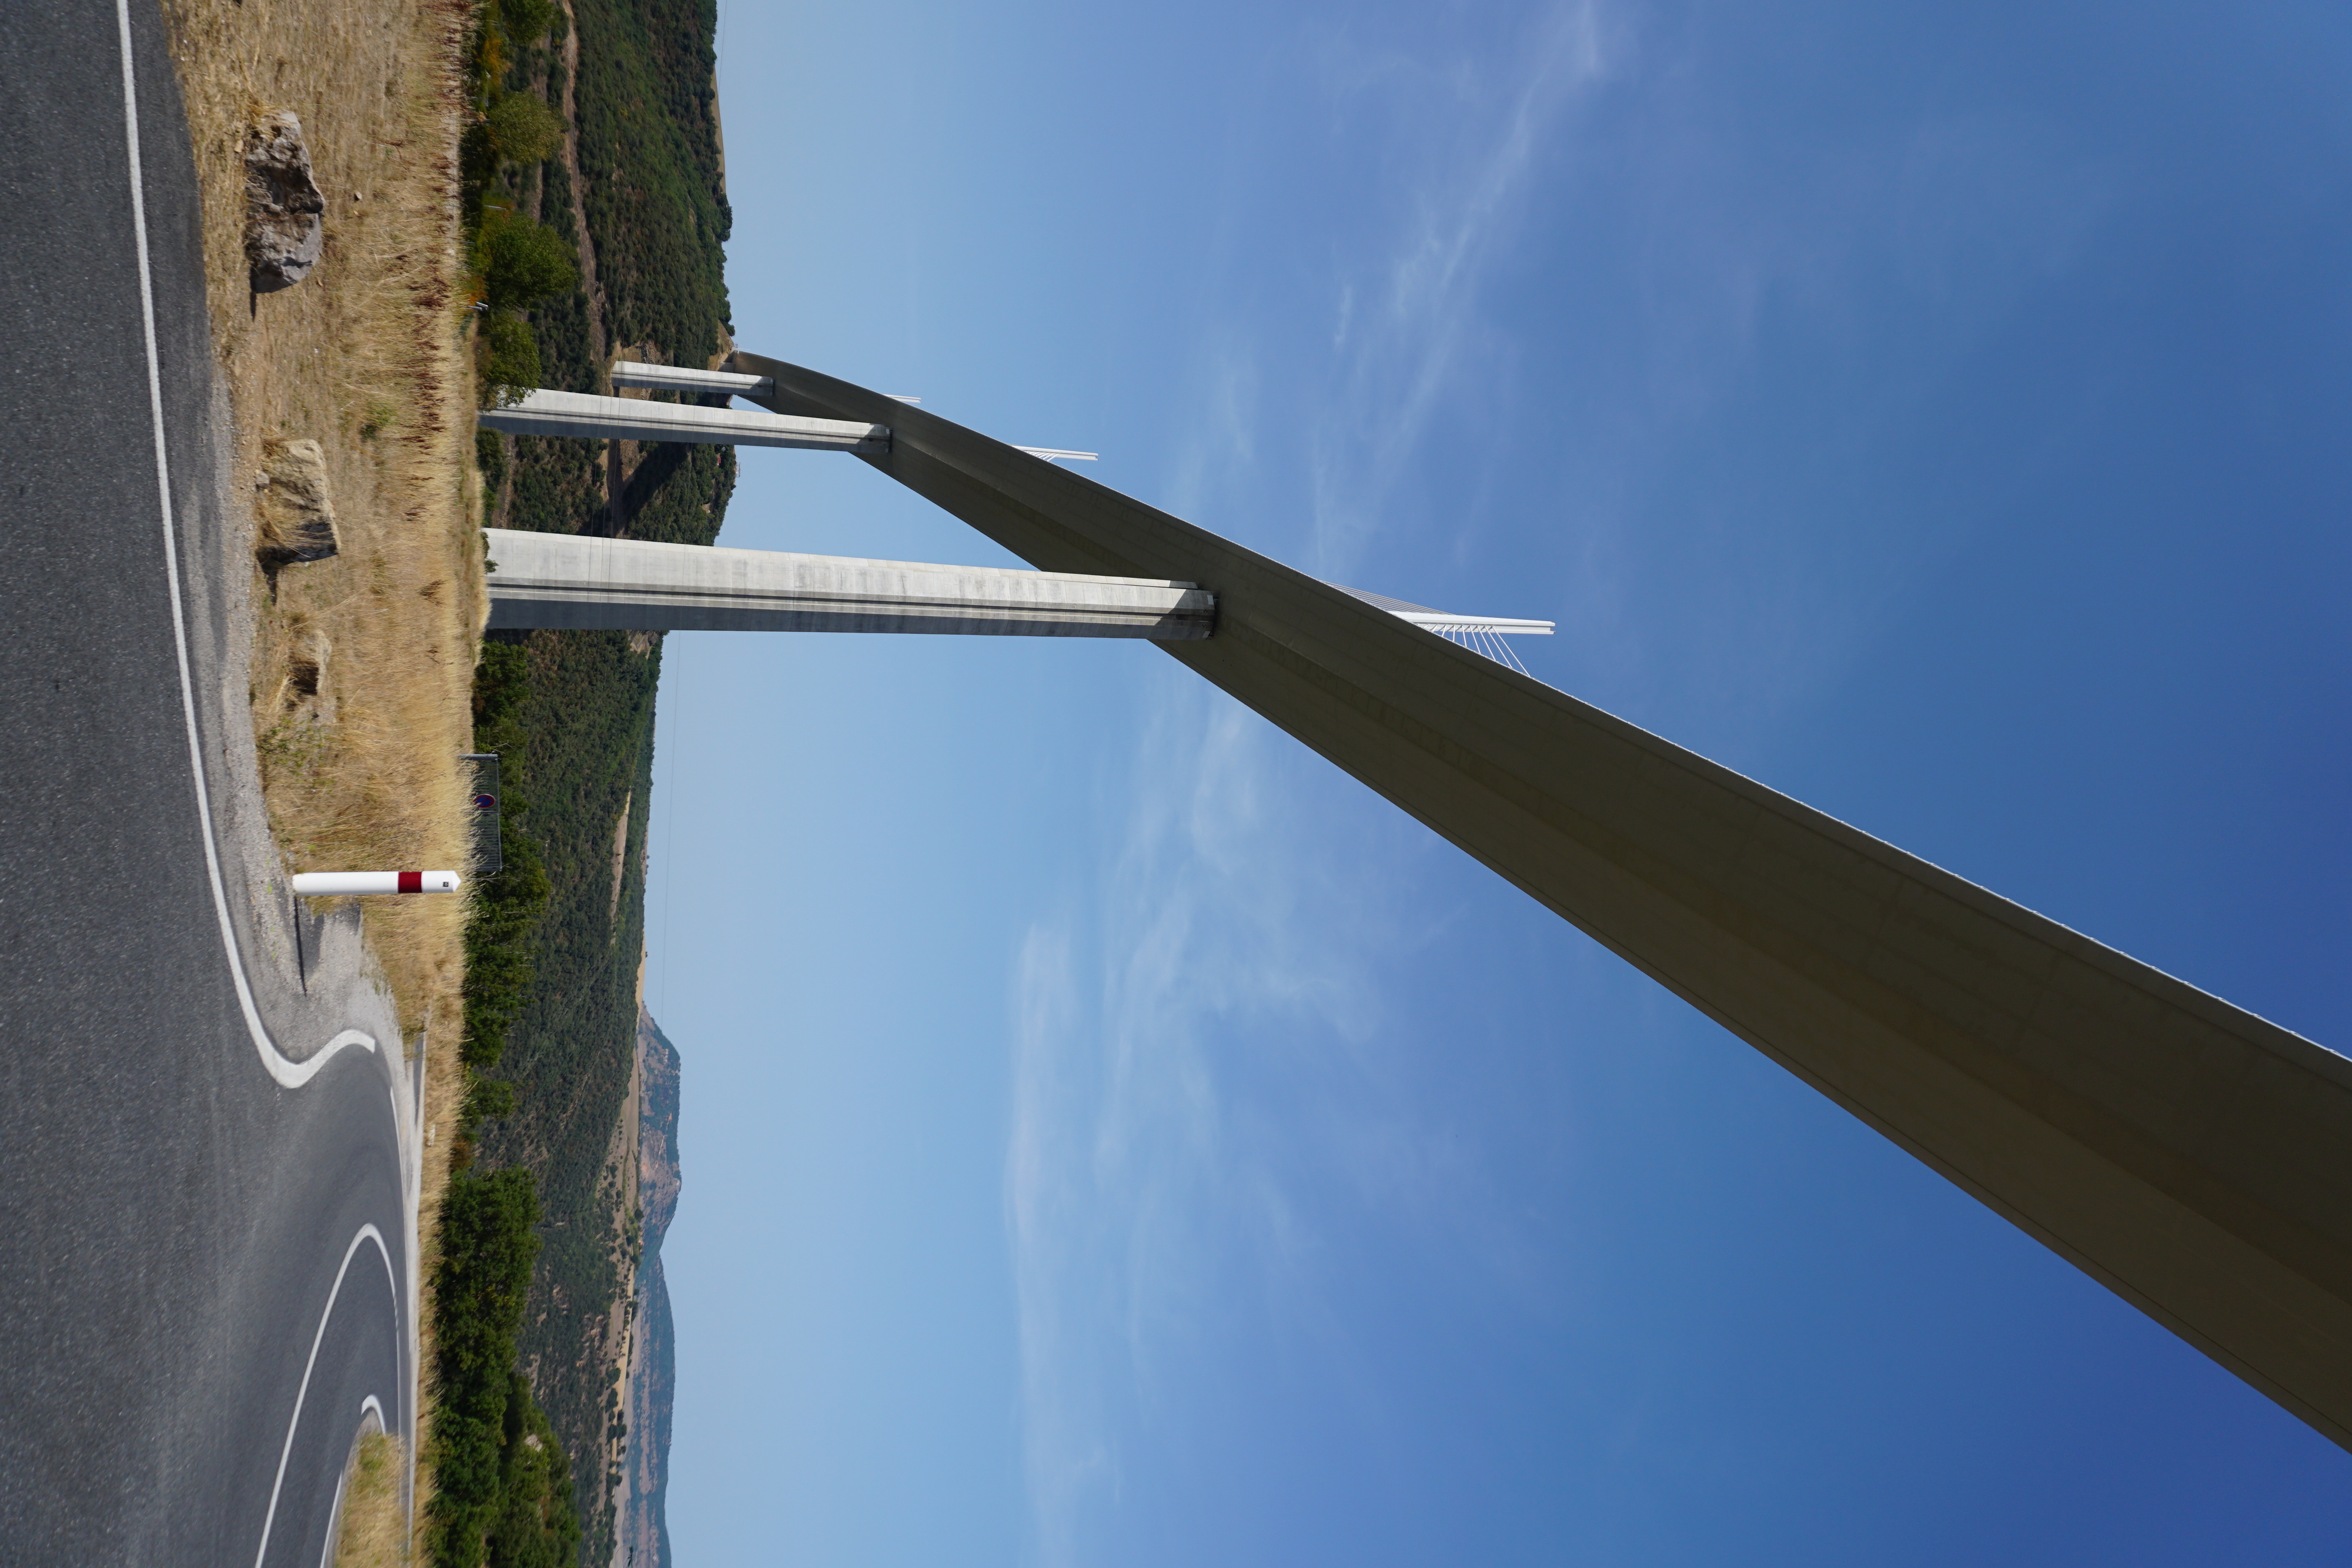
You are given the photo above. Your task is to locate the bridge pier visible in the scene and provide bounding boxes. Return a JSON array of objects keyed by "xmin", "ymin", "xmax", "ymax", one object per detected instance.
[
  {"xmin": 477, "ymin": 388, "xmax": 889, "ymax": 452},
  {"xmin": 484, "ymin": 528, "xmax": 1216, "ymax": 639}
]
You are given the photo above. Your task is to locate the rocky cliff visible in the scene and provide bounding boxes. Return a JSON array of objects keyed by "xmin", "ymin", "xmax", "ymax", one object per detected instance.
[{"xmin": 615, "ymin": 1005, "xmax": 681, "ymax": 1567}]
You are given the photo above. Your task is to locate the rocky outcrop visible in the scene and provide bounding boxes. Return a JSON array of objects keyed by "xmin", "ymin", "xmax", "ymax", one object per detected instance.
[
  {"xmin": 253, "ymin": 438, "xmax": 340, "ymax": 570},
  {"xmin": 618, "ymin": 1254, "xmax": 676, "ymax": 1568},
  {"xmin": 274, "ymin": 622, "xmax": 335, "ymax": 724},
  {"xmin": 616, "ymin": 1007, "xmax": 682, "ymax": 1567},
  {"xmin": 245, "ymin": 109, "xmax": 325, "ymax": 293},
  {"xmin": 637, "ymin": 1011, "xmax": 681, "ymax": 1237}
]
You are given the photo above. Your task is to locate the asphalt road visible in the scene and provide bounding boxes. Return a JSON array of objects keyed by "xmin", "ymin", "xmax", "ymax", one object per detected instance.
[{"xmin": 0, "ymin": 2, "xmax": 419, "ymax": 1561}]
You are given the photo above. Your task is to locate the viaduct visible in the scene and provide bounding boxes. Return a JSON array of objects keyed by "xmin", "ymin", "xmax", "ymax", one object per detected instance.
[{"xmin": 480, "ymin": 353, "xmax": 2352, "ymax": 1453}]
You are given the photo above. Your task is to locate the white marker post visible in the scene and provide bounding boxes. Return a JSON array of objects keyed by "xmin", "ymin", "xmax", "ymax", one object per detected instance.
[{"xmin": 291, "ymin": 871, "xmax": 462, "ymax": 895}]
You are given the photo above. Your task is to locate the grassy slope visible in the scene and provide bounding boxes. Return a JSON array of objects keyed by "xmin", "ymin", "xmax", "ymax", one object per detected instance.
[{"xmin": 470, "ymin": 0, "xmax": 732, "ymax": 1559}]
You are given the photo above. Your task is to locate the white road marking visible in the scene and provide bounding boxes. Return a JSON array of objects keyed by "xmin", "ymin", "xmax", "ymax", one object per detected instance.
[
  {"xmin": 314, "ymin": 1398, "xmax": 387, "ymax": 1568},
  {"xmin": 111, "ymin": 0, "xmax": 379, "ymax": 1090},
  {"xmin": 253, "ymin": 1225, "xmax": 399, "ymax": 1568}
]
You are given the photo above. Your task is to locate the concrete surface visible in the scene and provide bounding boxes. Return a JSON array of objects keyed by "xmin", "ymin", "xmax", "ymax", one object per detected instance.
[
  {"xmin": 610, "ymin": 360, "xmax": 772, "ymax": 397},
  {"xmin": 485, "ymin": 528, "xmax": 1214, "ymax": 638},
  {"xmin": 733, "ymin": 347, "xmax": 2352, "ymax": 1453},
  {"xmin": 479, "ymin": 387, "xmax": 887, "ymax": 452}
]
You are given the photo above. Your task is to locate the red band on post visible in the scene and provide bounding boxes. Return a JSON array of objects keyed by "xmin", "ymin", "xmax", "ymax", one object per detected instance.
[{"xmin": 397, "ymin": 871, "xmax": 423, "ymax": 893}]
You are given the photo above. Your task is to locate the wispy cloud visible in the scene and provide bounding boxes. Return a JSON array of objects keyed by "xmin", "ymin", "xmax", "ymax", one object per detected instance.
[
  {"xmin": 1154, "ymin": 3, "xmax": 1618, "ymax": 580},
  {"xmin": 1007, "ymin": 683, "xmax": 1390, "ymax": 1564},
  {"xmin": 1007, "ymin": 9, "xmax": 1627, "ymax": 1560},
  {"xmin": 1007, "ymin": 665, "xmax": 1568, "ymax": 1564},
  {"xmin": 1299, "ymin": 2, "xmax": 1615, "ymax": 578}
]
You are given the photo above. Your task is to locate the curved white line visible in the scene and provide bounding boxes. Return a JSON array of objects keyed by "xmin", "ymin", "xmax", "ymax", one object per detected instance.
[
  {"xmin": 255, "ymin": 1225, "xmax": 399, "ymax": 1568},
  {"xmin": 271, "ymin": 1029, "xmax": 379, "ymax": 1089},
  {"xmin": 315, "ymin": 1399, "xmax": 388, "ymax": 1568},
  {"xmin": 112, "ymin": 0, "xmax": 377, "ymax": 1089}
]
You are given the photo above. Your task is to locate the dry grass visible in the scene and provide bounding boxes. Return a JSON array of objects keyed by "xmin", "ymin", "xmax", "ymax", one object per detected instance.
[
  {"xmin": 332, "ymin": 1430, "xmax": 409, "ymax": 1568},
  {"xmin": 408, "ymin": 1008, "xmax": 472, "ymax": 1548},
  {"xmin": 166, "ymin": 0, "xmax": 486, "ymax": 1043},
  {"xmin": 162, "ymin": 0, "xmax": 488, "ymax": 1549}
]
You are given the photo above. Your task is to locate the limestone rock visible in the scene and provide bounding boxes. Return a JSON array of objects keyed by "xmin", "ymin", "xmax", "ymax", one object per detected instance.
[
  {"xmin": 266, "ymin": 617, "xmax": 336, "ymax": 725},
  {"xmin": 245, "ymin": 110, "xmax": 324, "ymax": 293},
  {"xmin": 283, "ymin": 625, "xmax": 332, "ymax": 716},
  {"xmin": 254, "ymin": 439, "xmax": 339, "ymax": 569}
]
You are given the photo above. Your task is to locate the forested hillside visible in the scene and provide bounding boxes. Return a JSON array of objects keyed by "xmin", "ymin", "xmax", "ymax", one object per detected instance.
[
  {"xmin": 472, "ymin": 628, "xmax": 658, "ymax": 1568},
  {"xmin": 479, "ymin": 0, "xmax": 736, "ymax": 548},
  {"xmin": 462, "ymin": 0, "xmax": 731, "ymax": 1560}
]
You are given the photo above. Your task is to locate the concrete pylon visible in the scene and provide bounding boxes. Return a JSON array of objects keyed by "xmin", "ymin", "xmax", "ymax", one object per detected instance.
[
  {"xmin": 731, "ymin": 347, "xmax": 2352, "ymax": 1452},
  {"xmin": 483, "ymin": 529, "xmax": 1215, "ymax": 638}
]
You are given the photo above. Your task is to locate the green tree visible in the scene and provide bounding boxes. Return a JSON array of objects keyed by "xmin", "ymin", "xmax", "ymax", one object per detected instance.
[
  {"xmin": 497, "ymin": 0, "xmax": 557, "ymax": 48},
  {"xmin": 486, "ymin": 91, "xmax": 564, "ymax": 166},
  {"xmin": 477, "ymin": 218, "xmax": 578, "ymax": 312},
  {"xmin": 477, "ymin": 314, "xmax": 545, "ymax": 409},
  {"xmin": 430, "ymin": 1168, "xmax": 544, "ymax": 1568},
  {"xmin": 462, "ymin": 640, "xmax": 553, "ymax": 1058},
  {"xmin": 485, "ymin": 1370, "xmax": 582, "ymax": 1568}
]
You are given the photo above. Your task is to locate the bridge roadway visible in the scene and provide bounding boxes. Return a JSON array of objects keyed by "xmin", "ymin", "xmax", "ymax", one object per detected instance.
[
  {"xmin": 0, "ymin": 1, "xmax": 416, "ymax": 1559},
  {"xmin": 734, "ymin": 349, "xmax": 2352, "ymax": 1453}
]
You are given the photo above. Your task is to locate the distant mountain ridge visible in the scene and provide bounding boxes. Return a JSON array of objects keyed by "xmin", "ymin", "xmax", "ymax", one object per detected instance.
[{"xmin": 616, "ymin": 1005, "xmax": 681, "ymax": 1567}]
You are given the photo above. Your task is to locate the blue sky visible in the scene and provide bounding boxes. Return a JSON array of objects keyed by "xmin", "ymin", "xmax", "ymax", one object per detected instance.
[{"xmin": 646, "ymin": 2, "xmax": 2352, "ymax": 1562}]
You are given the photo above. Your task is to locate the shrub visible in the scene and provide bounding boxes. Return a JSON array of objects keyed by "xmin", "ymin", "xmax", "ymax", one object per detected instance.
[
  {"xmin": 485, "ymin": 1370, "xmax": 581, "ymax": 1568},
  {"xmin": 464, "ymin": 1072, "xmax": 519, "ymax": 1126},
  {"xmin": 477, "ymin": 313, "xmax": 544, "ymax": 408},
  {"xmin": 476, "ymin": 427, "xmax": 509, "ymax": 517},
  {"xmin": 486, "ymin": 92, "xmax": 564, "ymax": 167},
  {"xmin": 497, "ymin": 0, "xmax": 557, "ymax": 49},
  {"xmin": 429, "ymin": 1168, "xmax": 543, "ymax": 1568},
  {"xmin": 462, "ymin": 639, "xmax": 552, "ymax": 1064},
  {"xmin": 476, "ymin": 218, "xmax": 578, "ymax": 313}
]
